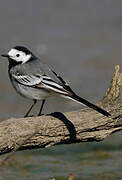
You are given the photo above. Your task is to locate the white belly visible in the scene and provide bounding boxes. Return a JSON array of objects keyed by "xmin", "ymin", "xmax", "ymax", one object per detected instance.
[{"xmin": 11, "ymin": 79, "xmax": 52, "ymax": 100}]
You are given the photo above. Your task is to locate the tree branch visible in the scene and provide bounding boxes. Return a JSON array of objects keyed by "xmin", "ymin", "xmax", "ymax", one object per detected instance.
[{"xmin": 0, "ymin": 65, "xmax": 122, "ymax": 156}]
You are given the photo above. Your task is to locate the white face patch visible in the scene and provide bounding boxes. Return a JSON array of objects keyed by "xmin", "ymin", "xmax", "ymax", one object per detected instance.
[{"xmin": 8, "ymin": 48, "xmax": 32, "ymax": 63}]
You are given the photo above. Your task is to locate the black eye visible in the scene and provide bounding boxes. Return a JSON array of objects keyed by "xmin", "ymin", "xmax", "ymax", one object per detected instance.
[{"xmin": 16, "ymin": 54, "xmax": 20, "ymax": 57}]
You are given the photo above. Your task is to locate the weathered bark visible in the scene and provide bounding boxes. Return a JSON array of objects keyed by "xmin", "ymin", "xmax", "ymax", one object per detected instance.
[{"xmin": 0, "ymin": 65, "xmax": 122, "ymax": 156}]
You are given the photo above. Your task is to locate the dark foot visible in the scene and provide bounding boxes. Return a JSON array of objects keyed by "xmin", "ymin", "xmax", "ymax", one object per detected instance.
[
  {"xmin": 38, "ymin": 113, "xmax": 44, "ymax": 116},
  {"xmin": 24, "ymin": 115, "xmax": 35, "ymax": 118}
]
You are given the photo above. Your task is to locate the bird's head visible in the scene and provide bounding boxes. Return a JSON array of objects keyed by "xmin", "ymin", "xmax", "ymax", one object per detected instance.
[{"xmin": 1, "ymin": 46, "xmax": 34, "ymax": 64}]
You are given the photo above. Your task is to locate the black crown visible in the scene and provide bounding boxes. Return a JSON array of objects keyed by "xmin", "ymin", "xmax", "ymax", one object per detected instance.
[{"xmin": 14, "ymin": 46, "xmax": 32, "ymax": 55}]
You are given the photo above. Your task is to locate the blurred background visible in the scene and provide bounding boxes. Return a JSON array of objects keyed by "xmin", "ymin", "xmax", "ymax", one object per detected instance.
[{"xmin": 0, "ymin": 0, "xmax": 122, "ymax": 179}]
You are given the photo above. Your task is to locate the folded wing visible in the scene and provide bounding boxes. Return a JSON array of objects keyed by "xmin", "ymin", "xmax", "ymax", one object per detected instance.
[{"xmin": 12, "ymin": 72, "xmax": 72, "ymax": 95}]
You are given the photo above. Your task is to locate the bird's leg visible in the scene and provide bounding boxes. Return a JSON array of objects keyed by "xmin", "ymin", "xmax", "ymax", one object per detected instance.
[
  {"xmin": 38, "ymin": 100, "xmax": 46, "ymax": 116},
  {"xmin": 24, "ymin": 100, "xmax": 37, "ymax": 118}
]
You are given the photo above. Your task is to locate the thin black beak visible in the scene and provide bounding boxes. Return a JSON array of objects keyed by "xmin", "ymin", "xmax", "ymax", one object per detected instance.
[{"xmin": 1, "ymin": 54, "xmax": 9, "ymax": 58}]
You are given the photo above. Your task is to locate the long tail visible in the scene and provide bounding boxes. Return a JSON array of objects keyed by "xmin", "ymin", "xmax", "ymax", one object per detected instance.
[{"xmin": 66, "ymin": 94, "xmax": 111, "ymax": 117}]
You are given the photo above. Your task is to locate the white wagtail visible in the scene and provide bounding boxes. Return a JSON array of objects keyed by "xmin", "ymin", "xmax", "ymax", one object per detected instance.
[{"xmin": 1, "ymin": 46, "xmax": 111, "ymax": 117}]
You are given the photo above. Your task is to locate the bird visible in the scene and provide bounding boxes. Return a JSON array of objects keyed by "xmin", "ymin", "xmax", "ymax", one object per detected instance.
[{"xmin": 1, "ymin": 46, "xmax": 111, "ymax": 117}]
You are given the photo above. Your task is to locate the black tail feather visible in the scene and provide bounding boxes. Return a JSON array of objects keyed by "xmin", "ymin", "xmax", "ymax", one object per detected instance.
[{"xmin": 70, "ymin": 94, "xmax": 111, "ymax": 117}]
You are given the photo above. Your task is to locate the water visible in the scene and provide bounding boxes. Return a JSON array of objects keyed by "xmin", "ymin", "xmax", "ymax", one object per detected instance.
[
  {"xmin": 1, "ymin": 135, "xmax": 122, "ymax": 179},
  {"xmin": 0, "ymin": 0, "xmax": 122, "ymax": 179}
]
